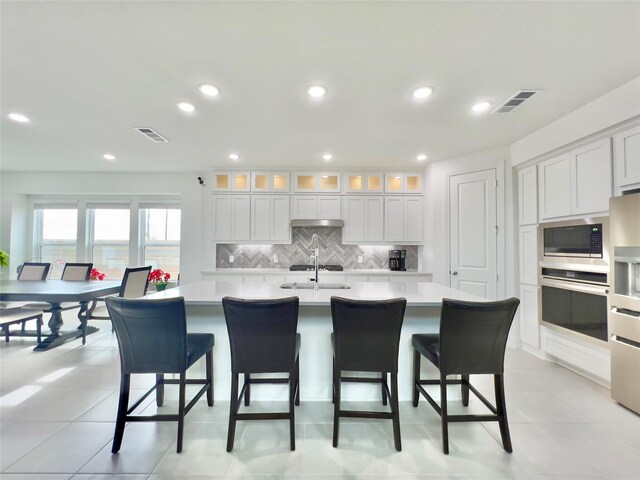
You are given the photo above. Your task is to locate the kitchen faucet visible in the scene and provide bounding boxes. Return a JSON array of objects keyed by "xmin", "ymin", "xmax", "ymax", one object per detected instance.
[{"xmin": 310, "ymin": 233, "xmax": 319, "ymax": 290}]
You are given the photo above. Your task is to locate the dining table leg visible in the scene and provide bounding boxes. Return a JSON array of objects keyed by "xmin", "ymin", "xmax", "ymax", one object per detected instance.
[{"xmin": 33, "ymin": 301, "xmax": 99, "ymax": 351}]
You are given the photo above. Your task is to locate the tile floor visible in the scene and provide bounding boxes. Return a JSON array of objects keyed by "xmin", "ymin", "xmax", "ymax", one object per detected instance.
[{"xmin": 1, "ymin": 320, "xmax": 639, "ymax": 480}]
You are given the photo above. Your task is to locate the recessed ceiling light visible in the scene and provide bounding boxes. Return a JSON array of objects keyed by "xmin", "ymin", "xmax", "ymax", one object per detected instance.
[
  {"xmin": 416, "ymin": 154, "xmax": 427, "ymax": 161},
  {"xmin": 177, "ymin": 102, "xmax": 195, "ymax": 112},
  {"xmin": 8, "ymin": 112, "xmax": 29, "ymax": 123},
  {"xmin": 307, "ymin": 85, "xmax": 327, "ymax": 98},
  {"xmin": 412, "ymin": 86, "xmax": 434, "ymax": 99},
  {"xmin": 103, "ymin": 154, "xmax": 116, "ymax": 161},
  {"xmin": 322, "ymin": 153, "xmax": 333, "ymax": 161},
  {"xmin": 199, "ymin": 84, "xmax": 220, "ymax": 97},
  {"xmin": 472, "ymin": 101, "xmax": 492, "ymax": 113},
  {"xmin": 228, "ymin": 153, "xmax": 240, "ymax": 160}
]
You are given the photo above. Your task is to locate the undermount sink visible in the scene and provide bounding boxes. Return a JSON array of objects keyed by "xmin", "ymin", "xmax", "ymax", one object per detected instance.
[{"xmin": 280, "ymin": 282, "xmax": 351, "ymax": 290}]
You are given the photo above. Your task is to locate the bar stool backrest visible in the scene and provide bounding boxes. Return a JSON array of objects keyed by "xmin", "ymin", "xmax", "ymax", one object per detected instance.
[
  {"xmin": 106, "ymin": 296, "xmax": 188, "ymax": 374},
  {"xmin": 17, "ymin": 262, "xmax": 51, "ymax": 280},
  {"xmin": 61, "ymin": 263, "xmax": 93, "ymax": 281},
  {"xmin": 439, "ymin": 297, "xmax": 520, "ymax": 376},
  {"xmin": 119, "ymin": 266, "xmax": 152, "ymax": 298},
  {"xmin": 222, "ymin": 296, "xmax": 299, "ymax": 374},
  {"xmin": 331, "ymin": 296, "xmax": 407, "ymax": 373}
]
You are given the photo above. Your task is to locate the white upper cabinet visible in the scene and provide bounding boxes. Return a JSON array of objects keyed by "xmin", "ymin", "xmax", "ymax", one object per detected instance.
[
  {"xmin": 384, "ymin": 196, "xmax": 423, "ymax": 243},
  {"xmin": 518, "ymin": 165, "xmax": 538, "ymax": 226},
  {"xmin": 251, "ymin": 171, "xmax": 290, "ymax": 192},
  {"xmin": 291, "ymin": 195, "xmax": 341, "ymax": 219},
  {"xmin": 342, "ymin": 196, "xmax": 383, "ymax": 243},
  {"xmin": 539, "ymin": 154, "xmax": 572, "ymax": 220},
  {"xmin": 343, "ymin": 173, "xmax": 383, "ymax": 193},
  {"xmin": 384, "ymin": 172, "xmax": 423, "ymax": 194},
  {"xmin": 293, "ymin": 172, "xmax": 341, "ymax": 193},
  {"xmin": 539, "ymin": 139, "xmax": 612, "ymax": 220},
  {"xmin": 211, "ymin": 171, "xmax": 251, "ymax": 192},
  {"xmin": 211, "ymin": 195, "xmax": 250, "ymax": 241},
  {"xmin": 570, "ymin": 138, "xmax": 611, "ymax": 215},
  {"xmin": 614, "ymin": 124, "xmax": 640, "ymax": 190},
  {"xmin": 251, "ymin": 195, "xmax": 290, "ymax": 243}
]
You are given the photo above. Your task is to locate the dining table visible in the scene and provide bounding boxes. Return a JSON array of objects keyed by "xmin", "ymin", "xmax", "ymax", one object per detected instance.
[{"xmin": 0, "ymin": 280, "xmax": 121, "ymax": 351}]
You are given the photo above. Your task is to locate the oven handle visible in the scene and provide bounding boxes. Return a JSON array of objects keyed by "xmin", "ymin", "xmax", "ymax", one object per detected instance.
[{"xmin": 540, "ymin": 277, "xmax": 609, "ymax": 296}]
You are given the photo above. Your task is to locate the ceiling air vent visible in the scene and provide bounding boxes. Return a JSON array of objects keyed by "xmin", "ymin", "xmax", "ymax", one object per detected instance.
[
  {"xmin": 135, "ymin": 127, "xmax": 169, "ymax": 142},
  {"xmin": 493, "ymin": 89, "xmax": 541, "ymax": 113}
]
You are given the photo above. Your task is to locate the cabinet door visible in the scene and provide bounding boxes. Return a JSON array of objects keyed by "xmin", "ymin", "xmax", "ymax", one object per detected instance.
[
  {"xmin": 318, "ymin": 196, "xmax": 341, "ymax": 218},
  {"xmin": 519, "ymin": 284, "xmax": 540, "ymax": 349},
  {"xmin": 318, "ymin": 173, "xmax": 341, "ymax": 192},
  {"xmin": 519, "ymin": 225, "xmax": 538, "ymax": 285},
  {"xmin": 231, "ymin": 196, "xmax": 250, "ymax": 240},
  {"xmin": 614, "ymin": 125, "xmax": 640, "ymax": 188},
  {"xmin": 271, "ymin": 172, "xmax": 290, "ymax": 192},
  {"xmin": 518, "ymin": 165, "xmax": 538, "ymax": 226},
  {"xmin": 539, "ymin": 154, "xmax": 571, "ymax": 219},
  {"xmin": 251, "ymin": 172, "xmax": 271, "ymax": 192},
  {"xmin": 211, "ymin": 195, "xmax": 232, "ymax": 240},
  {"xmin": 365, "ymin": 173, "xmax": 384, "ymax": 193},
  {"xmin": 342, "ymin": 196, "xmax": 365, "ymax": 242},
  {"xmin": 212, "ymin": 172, "xmax": 231, "ymax": 192},
  {"xmin": 294, "ymin": 173, "xmax": 317, "ymax": 192},
  {"xmin": 404, "ymin": 173, "xmax": 423, "ymax": 194},
  {"xmin": 251, "ymin": 195, "xmax": 271, "ymax": 241},
  {"xmin": 271, "ymin": 196, "xmax": 291, "ymax": 242},
  {"xmin": 385, "ymin": 173, "xmax": 404, "ymax": 193},
  {"xmin": 571, "ymin": 138, "xmax": 611, "ymax": 215},
  {"xmin": 231, "ymin": 172, "xmax": 251, "ymax": 192},
  {"xmin": 364, "ymin": 197, "xmax": 384, "ymax": 241},
  {"xmin": 345, "ymin": 173, "xmax": 365, "ymax": 193},
  {"xmin": 403, "ymin": 197, "xmax": 423, "ymax": 243},
  {"xmin": 292, "ymin": 196, "xmax": 317, "ymax": 219},
  {"xmin": 384, "ymin": 197, "xmax": 404, "ymax": 241}
]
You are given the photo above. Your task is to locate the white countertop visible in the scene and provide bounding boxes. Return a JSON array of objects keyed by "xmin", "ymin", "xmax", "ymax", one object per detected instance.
[
  {"xmin": 200, "ymin": 268, "xmax": 430, "ymax": 275},
  {"xmin": 146, "ymin": 280, "xmax": 485, "ymax": 306}
]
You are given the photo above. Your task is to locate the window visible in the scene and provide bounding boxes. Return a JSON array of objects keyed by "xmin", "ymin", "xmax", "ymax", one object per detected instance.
[
  {"xmin": 88, "ymin": 204, "xmax": 130, "ymax": 280},
  {"xmin": 140, "ymin": 205, "xmax": 180, "ymax": 280},
  {"xmin": 33, "ymin": 204, "xmax": 78, "ymax": 279}
]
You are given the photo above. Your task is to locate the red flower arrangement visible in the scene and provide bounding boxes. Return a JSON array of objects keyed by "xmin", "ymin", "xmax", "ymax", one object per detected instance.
[
  {"xmin": 149, "ymin": 268, "xmax": 171, "ymax": 286},
  {"xmin": 90, "ymin": 268, "xmax": 105, "ymax": 280}
]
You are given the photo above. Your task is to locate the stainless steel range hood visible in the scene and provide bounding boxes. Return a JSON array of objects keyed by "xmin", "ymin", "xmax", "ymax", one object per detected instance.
[{"xmin": 290, "ymin": 219, "xmax": 344, "ymax": 228}]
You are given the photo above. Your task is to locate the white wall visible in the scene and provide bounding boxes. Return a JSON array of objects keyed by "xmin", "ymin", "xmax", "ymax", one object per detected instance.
[
  {"xmin": 0, "ymin": 172, "xmax": 209, "ymax": 283},
  {"xmin": 511, "ymin": 76, "xmax": 640, "ymax": 166}
]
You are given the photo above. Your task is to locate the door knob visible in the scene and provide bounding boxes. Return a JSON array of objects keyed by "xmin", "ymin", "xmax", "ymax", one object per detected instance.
[{"xmin": 451, "ymin": 271, "xmax": 458, "ymax": 276}]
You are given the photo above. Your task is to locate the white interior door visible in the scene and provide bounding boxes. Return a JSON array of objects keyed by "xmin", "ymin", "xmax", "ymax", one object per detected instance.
[{"xmin": 449, "ymin": 169, "xmax": 498, "ymax": 299}]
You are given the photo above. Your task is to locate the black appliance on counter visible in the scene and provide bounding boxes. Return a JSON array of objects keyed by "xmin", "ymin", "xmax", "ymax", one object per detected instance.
[{"xmin": 389, "ymin": 250, "xmax": 406, "ymax": 271}]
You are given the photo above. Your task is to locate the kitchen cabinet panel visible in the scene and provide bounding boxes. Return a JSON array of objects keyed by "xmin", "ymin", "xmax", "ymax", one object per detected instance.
[
  {"xmin": 211, "ymin": 195, "xmax": 250, "ymax": 241},
  {"xmin": 251, "ymin": 171, "xmax": 290, "ymax": 192},
  {"xmin": 539, "ymin": 154, "xmax": 571, "ymax": 220},
  {"xmin": 317, "ymin": 196, "xmax": 341, "ymax": 219},
  {"xmin": 614, "ymin": 124, "xmax": 640, "ymax": 189},
  {"xmin": 293, "ymin": 172, "xmax": 341, "ymax": 192},
  {"xmin": 519, "ymin": 225, "xmax": 538, "ymax": 285},
  {"xmin": 342, "ymin": 196, "xmax": 383, "ymax": 243},
  {"xmin": 518, "ymin": 165, "xmax": 538, "ymax": 226},
  {"xmin": 384, "ymin": 197, "xmax": 404, "ymax": 242},
  {"xmin": 251, "ymin": 195, "xmax": 291, "ymax": 243},
  {"xmin": 344, "ymin": 172, "xmax": 384, "ymax": 193},
  {"xmin": 292, "ymin": 196, "xmax": 318, "ymax": 219},
  {"xmin": 250, "ymin": 196, "xmax": 271, "ymax": 241},
  {"xmin": 570, "ymin": 138, "xmax": 611, "ymax": 215},
  {"xmin": 519, "ymin": 284, "xmax": 540, "ymax": 349},
  {"xmin": 211, "ymin": 171, "xmax": 251, "ymax": 192},
  {"xmin": 403, "ymin": 196, "xmax": 423, "ymax": 243},
  {"xmin": 271, "ymin": 196, "xmax": 291, "ymax": 242}
]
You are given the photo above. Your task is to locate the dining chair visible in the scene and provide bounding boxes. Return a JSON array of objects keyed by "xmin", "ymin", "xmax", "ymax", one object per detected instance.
[
  {"xmin": 412, "ymin": 297, "xmax": 520, "ymax": 454},
  {"xmin": 0, "ymin": 308, "xmax": 43, "ymax": 343},
  {"xmin": 222, "ymin": 296, "xmax": 301, "ymax": 451},
  {"xmin": 330, "ymin": 296, "xmax": 407, "ymax": 451},
  {"xmin": 17, "ymin": 262, "xmax": 51, "ymax": 280},
  {"xmin": 86, "ymin": 266, "xmax": 152, "ymax": 341},
  {"xmin": 106, "ymin": 296, "xmax": 214, "ymax": 453}
]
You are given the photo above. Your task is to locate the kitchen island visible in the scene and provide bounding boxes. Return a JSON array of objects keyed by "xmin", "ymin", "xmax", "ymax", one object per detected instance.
[{"xmin": 146, "ymin": 280, "xmax": 487, "ymax": 401}]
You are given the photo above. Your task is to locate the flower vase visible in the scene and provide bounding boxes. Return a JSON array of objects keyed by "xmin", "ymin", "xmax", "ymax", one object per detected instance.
[{"xmin": 155, "ymin": 283, "xmax": 167, "ymax": 292}]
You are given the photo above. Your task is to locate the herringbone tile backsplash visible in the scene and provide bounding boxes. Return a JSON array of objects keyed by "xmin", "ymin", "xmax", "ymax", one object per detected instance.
[{"xmin": 216, "ymin": 227, "xmax": 418, "ymax": 269}]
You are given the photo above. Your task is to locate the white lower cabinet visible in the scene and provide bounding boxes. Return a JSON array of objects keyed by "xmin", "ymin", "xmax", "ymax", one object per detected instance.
[
  {"xmin": 211, "ymin": 195, "xmax": 250, "ymax": 241},
  {"xmin": 342, "ymin": 196, "xmax": 383, "ymax": 243},
  {"xmin": 251, "ymin": 195, "xmax": 291, "ymax": 243},
  {"xmin": 519, "ymin": 226, "xmax": 538, "ymax": 285},
  {"xmin": 384, "ymin": 196, "xmax": 423, "ymax": 243},
  {"xmin": 519, "ymin": 284, "xmax": 540, "ymax": 349}
]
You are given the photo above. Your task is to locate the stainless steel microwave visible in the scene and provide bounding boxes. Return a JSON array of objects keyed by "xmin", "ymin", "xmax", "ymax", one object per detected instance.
[{"xmin": 539, "ymin": 217, "xmax": 609, "ymax": 268}]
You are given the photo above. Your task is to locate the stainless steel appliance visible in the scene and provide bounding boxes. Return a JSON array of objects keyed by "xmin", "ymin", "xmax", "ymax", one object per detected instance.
[
  {"xmin": 540, "ymin": 216, "xmax": 609, "ymax": 268},
  {"xmin": 389, "ymin": 249, "xmax": 406, "ymax": 271},
  {"xmin": 609, "ymin": 192, "xmax": 640, "ymax": 414}
]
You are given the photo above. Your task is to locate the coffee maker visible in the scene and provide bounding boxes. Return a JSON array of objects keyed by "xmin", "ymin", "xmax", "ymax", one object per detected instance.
[{"xmin": 389, "ymin": 249, "xmax": 406, "ymax": 271}]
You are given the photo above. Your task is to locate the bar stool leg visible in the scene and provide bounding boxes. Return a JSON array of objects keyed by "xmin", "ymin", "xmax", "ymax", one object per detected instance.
[
  {"xmin": 156, "ymin": 374, "xmax": 164, "ymax": 406},
  {"xmin": 177, "ymin": 372, "xmax": 186, "ymax": 453},
  {"xmin": 495, "ymin": 373, "xmax": 513, "ymax": 453},
  {"xmin": 332, "ymin": 360, "xmax": 341, "ymax": 448},
  {"xmin": 112, "ymin": 373, "xmax": 130, "ymax": 454},
  {"xmin": 412, "ymin": 349, "xmax": 420, "ymax": 407},
  {"xmin": 294, "ymin": 355, "xmax": 300, "ymax": 406},
  {"xmin": 244, "ymin": 373, "xmax": 251, "ymax": 406},
  {"xmin": 289, "ymin": 368, "xmax": 296, "ymax": 450},
  {"xmin": 440, "ymin": 374, "xmax": 449, "ymax": 454},
  {"xmin": 206, "ymin": 350, "xmax": 214, "ymax": 406},
  {"xmin": 227, "ymin": 373, "xmax": 239, "ymax": 452},
  {"xmin": 391, "ymin": 372, "xmax": 402, "ymax": 451},
  {"xmin": 381, "ymin": 371, "xmax": 388, "ymax": 405},
  {"xmin": 461, "ymin": 374, "xmax": 470, "ymax": 407}
]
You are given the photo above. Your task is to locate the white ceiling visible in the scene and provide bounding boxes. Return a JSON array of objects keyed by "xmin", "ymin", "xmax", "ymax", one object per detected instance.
[{"xmin": 1, "ymin": 1, "xmax": 639, "ymax": 173}]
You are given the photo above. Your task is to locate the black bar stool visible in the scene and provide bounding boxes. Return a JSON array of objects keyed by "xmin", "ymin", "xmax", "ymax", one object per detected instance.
[
  {"xmin": 412, "ymin": 297, "xmax": 520, "ymax": 454},
  {"xmin": 222, "ymin": 296, "xmax": 300, "ymax": 452},
  {"xmin": 106, "ymin": 296, "xmax": 214, "ymax": 454},
  {"xmin": 330, "ymin": 296, "xmax": 407, "ymax": 451}
]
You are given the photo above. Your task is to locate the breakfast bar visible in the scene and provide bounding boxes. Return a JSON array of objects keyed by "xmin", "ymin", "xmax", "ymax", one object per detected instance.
[{"xmin": 146, "ymin": 280, "xmax": 486, "ymax": 401}]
